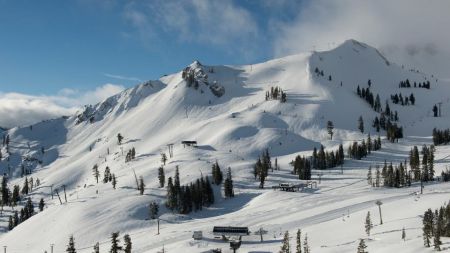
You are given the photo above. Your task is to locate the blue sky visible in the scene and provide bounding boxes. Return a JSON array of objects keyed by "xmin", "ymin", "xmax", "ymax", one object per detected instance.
[
  {"xmin": 0, "ymin": 0, "xmax": 304, "ymax": 94},
  {"xmin": 0, "ymin": 0, "xmax": 449, "ymax": 128}
]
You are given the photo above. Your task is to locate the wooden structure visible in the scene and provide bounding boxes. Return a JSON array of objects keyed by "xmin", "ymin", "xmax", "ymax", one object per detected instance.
[{"xmin": 181, "ymin": 141, "xmax": 197, "ymax": 148}]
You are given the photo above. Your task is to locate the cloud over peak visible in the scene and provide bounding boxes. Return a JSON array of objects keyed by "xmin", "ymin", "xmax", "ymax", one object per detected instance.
[{"xmin": 0, "ymin": 84, "xmax": 125, "ymax": 128}]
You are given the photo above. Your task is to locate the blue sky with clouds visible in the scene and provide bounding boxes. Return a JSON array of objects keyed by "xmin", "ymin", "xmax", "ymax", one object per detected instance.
[
  {"xmin": 0, "ymin": 0, "xmax": 449, "ymax": 128},
  {"xmin": 0, "ymin": 0, "xmax": 304, "ymax": 95}
]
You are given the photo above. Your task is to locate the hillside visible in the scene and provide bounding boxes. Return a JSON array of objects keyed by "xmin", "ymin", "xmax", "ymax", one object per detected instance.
[{"xmin": 1, "ymin": 39, "xmax": 450, "ymax": 252}]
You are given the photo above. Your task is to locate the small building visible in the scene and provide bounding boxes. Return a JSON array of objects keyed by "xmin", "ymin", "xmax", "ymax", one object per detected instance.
[
  {"xmin": 181, "ymin": 141, "xmax": 197, "ymax": 147},
  {"xmin": 192, "ymin": 231, "xmax": 203, "ymax": 240}
]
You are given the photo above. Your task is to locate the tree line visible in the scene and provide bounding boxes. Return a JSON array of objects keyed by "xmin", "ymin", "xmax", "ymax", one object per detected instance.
[
  {"xmin": 265, "ymin": 86, "xmax": 287, "ymax": 103},
  {"xmin": 65, "ymin": 231, "xmax": 132, "ymax": 253},
  {"xmin": 398, "ymin": 79, "xmax": 430, "ymax": 89},
  {"xmin": 347, "ymin": 135, "xmax": 382, "ymax": 160},
  {"xmin": 432, "ymin": 128, "xmax": 450, "ymax": 145},
  {"xmin": 390, "ymin": 93, "xmax": 415, "ymax": 106},
  {"xmin": 422, "ymin": 201, "xmax": 450, "ymax": 251}
]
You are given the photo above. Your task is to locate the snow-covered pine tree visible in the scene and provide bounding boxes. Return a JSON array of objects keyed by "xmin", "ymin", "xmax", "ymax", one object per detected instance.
[
  {"xmin": 66, "ymin": 235, "xmax": 76, "ymax": 253},
  {"xmin": 93, "ymin": 242, "xmax": 99, "ymax": 253},
  {"xmin": 123, "ymin": 234, "xmax": 132, "ymax": 253},
  {"xmin": 327, "ymin": 121, "xmax": 334, "ymax": 140},
  {"xmin": 357, "ymin": 239, "xmax": 367, "ymax": 253},
  {"xmin": 303, "ymin": 233, "xmax": 310, "ymax": 253},
  {"xmin": 110, "ymin": 232, "xmax": 122, "ymax": 253},
  {"xmin": 161, "ymin": 153, "xmax": 167, "ymax": 165},
  {"xmin": 365, "ymin": 211, "xmax": 373, "ymax": 236},
  {"xmin": 149, "ymin": 201, "xmax": 159, "ymax": 219},
  {"xmin": 92, "ymin": 164, "xmax": 99, "ymax": 184},
  {"xmin": 296, "ymin": 229, "xmax": 302, "ymax": 253},
  {"xmin": 279, "ymin": 230, "xmax": 290, "ymax": 253}
]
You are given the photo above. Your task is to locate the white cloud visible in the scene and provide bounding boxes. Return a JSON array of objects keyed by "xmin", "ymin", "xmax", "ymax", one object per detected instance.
[
  {"xmin": 0, "ymin": 84, "xmax": 125, "ymax": 128},
  {"xmin": 272, "ymin": 0, "xmax": 450, "ymax": 78},
  {"xmin": 123, "ymin": 0, "xmax": 259, "ymax": 56},
  {"xmin": 103, "ymin": 73, "xmax": 142, "ymax": 82}
]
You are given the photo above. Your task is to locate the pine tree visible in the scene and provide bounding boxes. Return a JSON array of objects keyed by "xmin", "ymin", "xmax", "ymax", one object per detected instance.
[
  {"xmin": 161, "ymin": 153, "xmax": 167, "ymax": 165},
  {"xmin": 296, "ymin": 229, "xmax": 302, "ymax": 253},
  {"xmin": 66, "ymin": 235, "xmax": 77, "ymax": 253},
  {"xmin": 357, "ymin": 239, "xmax": 367, "ymax": 253},
  {"xmin": 123, "ymin": 234, "xmax": 132, "ymax": 253},
  {"xmin": 423, "ymin": 209, "xmax": 433, "ymax": 247},
  {"xmin": 117, "ymin": 133, "xmax": 123, "ymax": 145},
  {"xmin": 303, "ymin": 233, "xmax": 310, "ymax": 253},
  {"xmin": 166, "ymin": 177, "xmax": 176, "ymax": 211},
  {"xmin": 327, "ymin": 121, "xmax": 334, "ymax": 140},
  {"xmin": 224, "ymin": 167, "xmax": 234, "ymax": 198},
  {"xmin": 93, "ymin": 242, "xmax": 100, "ymax": 253},
  {"xmin": 8, "ymin": 215, "xmax": 13, "ymax": 230},
  {"xmin": 367, "ymin": 166, "xmax": 372, "ymax": 186},
  {"xmin": 110, "ymin": 232, "xmax": 122, "ymax": 253},
  {"xmin": 139, "ymin": 176, "xmax": 145, "ymax": 195},
  {"xmin": 365, "ymin": 211, "xmax": 373, "ymax": 236},
  {"xmin": 111, "ymin": 174, "xmax": 117, "ymax": 189},
  {"xmin": 158, "ymin": 166, "xmax": 165, "ymax": 188},
  {"xmin": 358, "ymin": 116, "xmax": 364, "ymax": 133},
  {"xmin": 39, "ymin": 198, "xmax": 45, "ymax": 211},
  {"xmin": 92, "ymin": 164, "xmax": 99, "ymax": 184},
  {"xmin": 280, "ymin": 231, "xmax": 290, "ymax": 253},
  {"xmin": 149, "ymin": 201, "xmax": 159, "ymax": 219},
  {"xmin": 21, "ymin": 177, "xmax": 29, "ymax": 195}
]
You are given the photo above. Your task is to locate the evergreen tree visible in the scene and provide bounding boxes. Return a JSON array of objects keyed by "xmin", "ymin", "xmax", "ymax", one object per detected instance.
[
  {"xmin": 93, "ymin": 242, "xmax": 99, "ymax": 253},
  {"xmin": 358, "ymin": 116, "xmax": 364, "ymax": 133},
  {"xmin": 166, "ymin": 177, "xmax": 176, "ymax": 211},
  {"xmin": 327, "ymin": 121, "xmax": 334, "ymax": 140},
  {"xmin": 280, "ymin": 231, "xmax": 290, "ymax": 253},
  {"xmin": 367, "ymin": 166, "xmax": 372, "ymax": 186},
  {"xmin": 212, "ymin": 161, "xmax": 223, "ymax": 185},
  {"xmin": 365, "ymin": 211, "xmax": 373, "ymax": 236},
  {"xmin": 66, "ymin": 235, "xmax": 76, "ymax": 253},
  {"xmin": 357, "ymin": 239, "xmax": 368, "ymax": 253},
  {"xmin": 149, "ymin": 201, "xmax": 159, "ymax": 219},
  {"xmin": 423, "ymin": 209, "xmax": 433, "ymax": 247},
  {"xmin": 8, "ymin": 215, "xmax": 13, "ymax": 230},
  {"xmin": 123, "ymin": 234, "xmax": 132, "ymax": 253},
  {"xmin": 139, "ymin": 176, "xmax": 145, "ymax": 195},
  {"xmin": 224, "ymin": 167, "xmax": 234, "ymax": 198},
  {"xmin": 161, "ymin": 153, "xmax": 167, "ymax": 165},
  {"xmin": 39, "ymin": 198, "xmax": 45, "ymax": 211},
  {"xmin": 110, "ymin": 232, "xmax": 122, "ymax": 253},
  {"xmin": 21, "ymin": 177, "xmax": 29, "ymax": 195},
  {"xmin": 111, "ymin": 174, "xmax": 117, "ymax": 189},
  {"xmin": 92, "ymin": 164, "xmax": 99, "ymax": 184},
  {"xmin": 158, "ymin": 166, "xmax": 165, "ymax": 188},
  {"xmin": 12, "ymin": 185, "xmax": 20, "ymax": 206},
  {"xmin": 117, "ymin": 133, "xmax": 123, "ymax": 145},
  {"xmin": 296, "ymin": 229, "xmax": 302, "ymax": 253},
  {"xmin": 303, "ymin": 233, "xmax": 310, "ymax": 253}
]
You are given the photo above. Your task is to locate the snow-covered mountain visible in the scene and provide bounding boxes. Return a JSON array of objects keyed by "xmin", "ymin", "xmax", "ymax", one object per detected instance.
[{"xmin": 1, "ymin": 39, "xmax": 450, "ymax": 253}]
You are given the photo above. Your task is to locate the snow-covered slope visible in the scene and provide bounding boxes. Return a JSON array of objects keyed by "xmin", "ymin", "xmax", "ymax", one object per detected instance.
[{"xmin": 1, "ymin": 39, "xmax": 450, "ymax": 252}]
